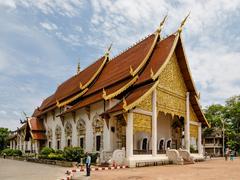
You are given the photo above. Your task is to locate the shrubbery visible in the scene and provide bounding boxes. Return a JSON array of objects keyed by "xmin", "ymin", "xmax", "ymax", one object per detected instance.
[
  {"xmin": 1, "ymin": 148, "xmax": 22, "ymax": 156},
  {"xmin": 48, "ymin": 152, "xmax": 64, "ymax": 160},
  {"xmin": 63, "ymin": 147, "xmax": 84, "ymax": 162},
  {"xmin": 40, "ymin": 147, "xmax": 55, "ymax": 156},
  {"xmin": 39, "ymin": 146, "xmax": 85, "ymax": 162}
]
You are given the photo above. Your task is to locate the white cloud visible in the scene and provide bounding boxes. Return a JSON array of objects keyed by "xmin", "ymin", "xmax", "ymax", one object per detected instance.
[
  {"xmin": 0, "ymin": 0, "xmax": 84, "ymax": 17},
  {"xmin": 0, "ymin": 0, "xmax": 16, "ymax": 9},
  {"xmin": 88, "ymin": 0, "xmax": 240, "ymax": 107},
  {"xmin": 40, "ymin": 22, "xmax": 58, "ymax": 31},
  {"xmin": 1, "ymin": 0, "xmax": 240, "ymax": 130},
  {"xmin": 55, "ymin": 32, "xmax": 82, "ymax": 46},
  {"xmin": 0, "ymin": 110, "xmax": 7, "ymax": 115}
]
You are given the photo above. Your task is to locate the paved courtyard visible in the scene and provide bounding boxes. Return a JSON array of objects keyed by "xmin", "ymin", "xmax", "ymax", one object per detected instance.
[{"xmin": 1, "ymin": 158, "xmax": 240, "ymax": 180}]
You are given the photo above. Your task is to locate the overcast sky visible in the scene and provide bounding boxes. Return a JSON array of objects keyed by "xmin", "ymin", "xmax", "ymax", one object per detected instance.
[{"xmin": 0, "ymin": 0, "xmax": 240, "ymax": 130}]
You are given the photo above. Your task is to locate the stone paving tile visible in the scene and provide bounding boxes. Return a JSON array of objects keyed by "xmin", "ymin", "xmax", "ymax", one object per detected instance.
[{"xmin": 1, "ymin": 157, "xmax": 240, "ymax": 180}]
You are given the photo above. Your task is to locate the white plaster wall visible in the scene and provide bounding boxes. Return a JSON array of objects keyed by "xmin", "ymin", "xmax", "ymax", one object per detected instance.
[
  {"xmin": 109, "ymin": 116, "xmax": 117, "ymax": 151},
  {"xmin": 90, "ymin": 100, "xmax": 107, "ymax": 152},
  {"xmin": 133, "ymin": 132, "xmax": 151, "ymax": 150},
  {"xmin": 63, "ymin": 113, "xmax": 74, "ymax": 147},
  {"xmin": 76, "ymin": 108, "xmax": 89, "ymax": 150},
  {"xmin": 41, "ymin": 99, "xmax": 114, "ymax": 152},
  {"xmin": 53, "ymin": 108, "xmax": 65, "ymax": 150},
  {"xmin": 157, "ymin": 112, "xmax": 172, "ymax": 143}
]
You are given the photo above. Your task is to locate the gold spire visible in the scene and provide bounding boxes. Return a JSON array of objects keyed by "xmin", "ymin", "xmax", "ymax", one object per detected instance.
[
  {"xmin": 77, "ymin": 62, "xmax": 81, "ymax": 74},
  {"xmin": 178, "ymin": 12, "xmax": 190, "ymax": 33},
  {"xmin": 156, "ymin": 14, "xmax": 168, "ymax": 35},
  {"xmin": 105, "ymin": 43, "xmax": 113, "ymax": 57}
]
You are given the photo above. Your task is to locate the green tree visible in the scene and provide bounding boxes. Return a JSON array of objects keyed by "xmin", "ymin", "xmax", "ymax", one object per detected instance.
[
  {"xmin": 204, "ymin": 104, "xmax": 225, "ymax": 128},
  {"xmin": 204, "ymin": 95, "xmax": 240, "ymax": 152},
  {"xmin": 0, "ymin": 127, "xmax": 10, "ymax": 150},
  {"xmin": 225, "ymin": 95, "xmax": 240, "ymax": 151}
]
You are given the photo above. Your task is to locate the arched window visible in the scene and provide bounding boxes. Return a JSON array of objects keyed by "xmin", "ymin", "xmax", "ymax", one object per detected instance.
[
  {"xmin": 92, "ymin": 114, "xmax": 104, "ymax": 151},
  {"xmin": 55, "ymin": 125, "xmax": 62, "ymax": 149},
  {"xmin": 159, "ymin": 139, "xmax": 165, "ymax": 150},
  {"xmin": 47, "ymin": 128, "xmax": 52, "ymax": 148},
  {"xmin": 65, "ymin": 121, "xmax": 72, "ymax": 147},
  {"xmin": 142, "ymin": 138, "xmax": 148, "ymax": 150},
  {"xmin": 166, "ymin": 139, "xmax": 172, "ymax": 149},
  {"xmin": 76, "ymin": 119, "xmax": 86, "ymax": 149}
]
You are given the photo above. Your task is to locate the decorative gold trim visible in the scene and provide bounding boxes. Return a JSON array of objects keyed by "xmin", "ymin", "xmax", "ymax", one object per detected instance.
[
  {"xmin": 123, "ymin": 98, "xmax": 127, "ymax": 108},
  {"xmin": 105, "ymin": 43, "xmax": 112, "ymax": 57},
  {"xmin": 103, "ymin": 75, "xmax": 139, "ymax": 100},
  {"xmin": 157, "ymin": 14, "xmax": 167, "ymax": 37},
  {"xmin": 56, "ymin": 88, "xmax": 88, "ymax": 108},
  {"xmin": 79, "ymin": 56, "xmax": 108, "ymax": 90},
  {"xmin": 27, "ymin": 118, "xmax": 32, "ymax": 130},
  {"xmin": 130, "ymin": 33, "xmax": 159, "ymax": 77},
  {"xmin": 123, "ymin": 79, "xmax": 159, "ymax": 111},
  {"xmin": 77, "ymin": 62, "xmax": 80, "ymax": 74},
  {"xmin": 129, "ymin": 66, "xmax": 134, "ymax": 76},
  {"xmin": 179, "ymin": 34, "xmax": 198, "ymax": 95},
  {"xmin": 194, "ymin": 95, "xmax": 210, "ymax": 128},
  {"xmin": 79, "ymin": 82, "xmax": 83, "ymax": 89},
  {"xmin": 152, "ymin": 33, "xmax": 180, "ymax": 80},
  {"xmin": 150, "ymin": 68, "xmax": 154, "ymax": 79},
  {"xmin": 157, "ymin": 84, "xmax": 185, "ymax": 100},
  {"xmin": 102, "ymin": 88, "xmax": 107, "ymax": 98}
]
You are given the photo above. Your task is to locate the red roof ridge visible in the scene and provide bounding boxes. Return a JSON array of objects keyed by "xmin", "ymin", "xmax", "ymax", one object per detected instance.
[{"xmin": 109, "ymin": 33, "xmax": 152, "ymax": 61}]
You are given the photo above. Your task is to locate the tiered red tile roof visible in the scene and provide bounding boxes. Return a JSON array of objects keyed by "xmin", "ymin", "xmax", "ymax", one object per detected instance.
[
  {"xmin": 27, "ymin": 117, "xmax": 46, "ymax": 140},
  {"xmin": 30, "ymin": 25, "xmax": 209, "ymax": 127}
]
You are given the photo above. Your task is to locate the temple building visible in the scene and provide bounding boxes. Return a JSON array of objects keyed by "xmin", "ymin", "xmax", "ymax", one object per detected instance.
[{"xmin": 9, "ymin": 16, "xmax": 209, "ymax": 167}]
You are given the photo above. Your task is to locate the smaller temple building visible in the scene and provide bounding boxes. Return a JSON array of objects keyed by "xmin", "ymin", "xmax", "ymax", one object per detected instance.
[
  {"xmin": 9, "ymin": 16, "xmax": 209, "ymax": 167},
  {"xmin": 203, "ymin": 128, "xmax": 223, "ymax": 157}
]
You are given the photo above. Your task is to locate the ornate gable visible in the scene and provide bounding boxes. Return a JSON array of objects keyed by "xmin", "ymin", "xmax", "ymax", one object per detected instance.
[{"xmin": 156, "ymin": 52, "xmax": 187, "ymax": 118}]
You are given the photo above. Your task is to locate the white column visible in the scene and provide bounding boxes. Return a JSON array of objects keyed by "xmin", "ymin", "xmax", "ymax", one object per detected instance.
[
  {"xmin": 198, "ymin": 122, "xmax": 202, "ymax": 154},
  {"xmin": 185, "ymin": 92, "xmax": 190, "ymax": 152},
  {"xmin": 152, "ymin": 89, "xmax": 157, "ymax": 156},
  {"xmin": 126, "ymin": 111, "xmax": 133, "ymax": 159},
  {"xmin": 103, "ymin": 119, "xmax": 111, "ymax": 151}
]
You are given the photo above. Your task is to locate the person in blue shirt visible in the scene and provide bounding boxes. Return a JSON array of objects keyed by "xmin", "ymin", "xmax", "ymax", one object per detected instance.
[{"xmin": 85, "ymin": 152, "xmax": 91, "ymax": 176}]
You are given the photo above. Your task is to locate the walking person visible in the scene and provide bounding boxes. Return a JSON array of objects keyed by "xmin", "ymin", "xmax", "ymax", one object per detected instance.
[
  {"xmin": 85, "ymin": 152, "xmax": 91, "ymax": 176},
  {"xmin": 230, "ymin": 150, "xmax": 234, "ymax": 161},
  {"xmin": 225, "ymin": 147, "xmax": 230, "ymax": 161}
]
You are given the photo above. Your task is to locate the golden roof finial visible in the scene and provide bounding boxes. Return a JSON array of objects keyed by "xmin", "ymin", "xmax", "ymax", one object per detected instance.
[
  {"xmin": 178, "ymin": 12, "xmax": 190, "ymax": 33},
  {"xmin": 123, "ymin": 97, "xmax": 127, "ymax": 108},
  {"xmin": 129, "ymin": 65, "xmax": 134, "ymax": 76},
  {"xmin": 156, "ymin": 14, "xmax": 168, "ymax": 35},
  {"xmin": 150, "ymin": 68, "xmax": 154, "ymax": 79},
  {"xmin": 77, "ymin": 62, "xmax": 81, "ymax": 74},
  {"xmin": 105, "ymin": 43, "xmax": 113, "ymax": 57},
  {"xmin": 79, "ymin": 82, "xmax": 83, "ymax": 89},
  {"xmin": 102, "ymin": 88, "xmax": 107, "ymax": 99}
]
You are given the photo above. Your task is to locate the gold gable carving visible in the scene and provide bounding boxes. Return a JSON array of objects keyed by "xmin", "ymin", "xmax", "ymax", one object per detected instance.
[
  {"xmin": 136, "ymin": 93, "xmax": 152, "ymax": 111},
  {"xmin": 190, "ymin": 105, "xmax": 198, "ymax": 122},
  {"xmin": 157, "ymin": 53, "xmax": 187, "ymax": 118},
  {"xmin": 133, "ymin": 113, "xmax": 151, "ymax": 134},
  {"xmin": 190, "ymin": 124, "xmax": 198, "ymax": 138}
]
